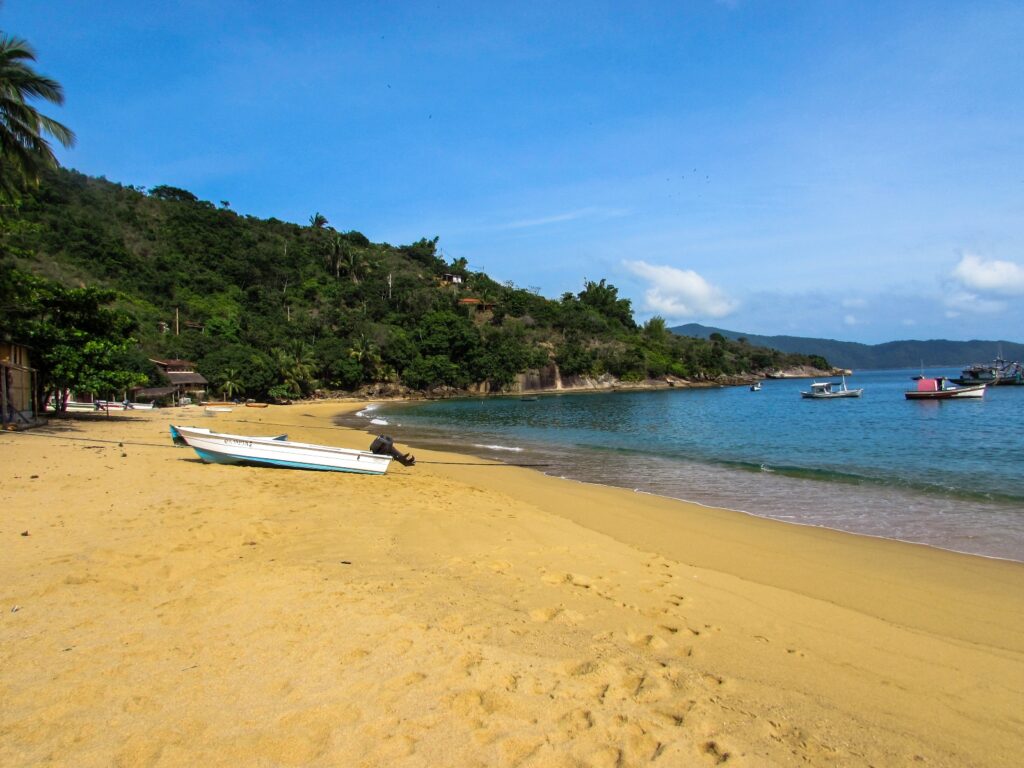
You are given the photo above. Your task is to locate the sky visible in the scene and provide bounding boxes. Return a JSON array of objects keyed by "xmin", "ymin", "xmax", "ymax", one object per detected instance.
[{"xmin": 5, "ymin": 0, "xmax": 1024, "ymax": 343}]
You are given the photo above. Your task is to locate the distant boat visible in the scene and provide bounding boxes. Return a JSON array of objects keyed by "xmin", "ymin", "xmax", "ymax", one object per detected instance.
[
  {"xmin": 244, "ymin": 402, "xmax": 269, "ymax": 408},
  {"xmin": 171, "ymin": 425, "xmax": 393, "ymax": 474},
  {"xmin": 952, "ymin": 357, "xmax": 1024, "ymax": 386},
  {"xmin": 204, "ymin": 406, "xmax": 233, "ymax": 413},
  {"xmin": 749, "ymin": 382, "xmax": 762, "ymax": 392},
  {"xmin": 800, "ymin": 377, "xmax": 863, "ymax": 399},
  {"xmin": 905, "ymin": 377, "xmax": 986, "ymax": 400}
]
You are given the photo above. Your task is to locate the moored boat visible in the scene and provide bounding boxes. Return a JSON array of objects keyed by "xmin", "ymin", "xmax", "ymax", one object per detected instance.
[
  {"xmin": 800, "ymin": 376, "xmax": 863, "ymax": 399},
  {"xmin": 171, "ymin": 425, "xmax": 393, "ymax": 474},
  {"xmin": 904, "ymin": 377, "xmax": 986, "ymax": 400},
  {"xmin": 952, "ymin": 357, "xmax": 1024, "ymax": 386}
]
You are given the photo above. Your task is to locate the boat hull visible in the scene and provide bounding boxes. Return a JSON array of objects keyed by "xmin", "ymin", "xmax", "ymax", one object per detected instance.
[
  {"xmin": 800, "ymin": 390, "xmax": 863, "ymax": 399},
  {"xmin": 169, "ymin": 425, "xmax": 286, "ymax": 447},
  {"xmin": 905, "ymin": 385, "xmax": 986, "ymax": 400},
  {"xmin": 172, "ymin": 426, "xmax": 391, "ymax": 474}
]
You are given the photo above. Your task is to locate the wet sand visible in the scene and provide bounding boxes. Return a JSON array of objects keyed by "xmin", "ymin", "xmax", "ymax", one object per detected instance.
[{"xmin": 2, "ymin": 401, "xmax": 1023, "ymax": 766}]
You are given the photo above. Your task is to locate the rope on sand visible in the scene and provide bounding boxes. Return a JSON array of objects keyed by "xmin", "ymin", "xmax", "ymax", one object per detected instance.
[
  {"xmin": 4, "ymin": 432, "xmax": 550, "ymax": 467},
  {"xmin": 2, "ymin": 432, "xmax": 174, "ymax": 449}
]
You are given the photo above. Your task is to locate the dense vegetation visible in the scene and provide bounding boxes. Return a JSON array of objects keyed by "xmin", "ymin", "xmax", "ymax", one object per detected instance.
[
  {"xmin": 3, "ymin": 168, "xmax": 829, "ymax": 401},
  {"xmin": 673, "ymin": 323, "xmax": 1024, "ymax": 370}
]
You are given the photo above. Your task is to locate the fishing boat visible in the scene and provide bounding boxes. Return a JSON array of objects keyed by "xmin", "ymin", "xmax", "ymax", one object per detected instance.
[
  {"xmin": 952, "ymin": 357, "xmax": 1024, "ymax": 386},
  {"xmin": 749, "ymin": 382, "xmax": 762, "ymax": 392},
  {"xmin": 169, "ymin": 425, "xmax": 286, "ymax": 447},
  {"xmin": 170, "ymin": 425, "xmax": 393, "ymax": 474},
  {"xmin": 800, "ymin": 377, "xmax": 863, "ymax": 399},
  {"xmin": 905, "ymin": 377, "xmax": 986, "ymax": 400}
]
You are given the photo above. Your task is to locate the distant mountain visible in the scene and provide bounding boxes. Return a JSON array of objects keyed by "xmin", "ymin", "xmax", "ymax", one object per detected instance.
[{"xmin": 671, "ymin": 323, "xmax": 1024, "ymax": 371}]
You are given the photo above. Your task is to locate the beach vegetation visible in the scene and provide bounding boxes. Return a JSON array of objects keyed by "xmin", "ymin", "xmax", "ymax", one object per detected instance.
[
  {"xmin": 0, "ymin": 267, "xmax": 148, "ymax": 408},
  {"xmin": 4, "ymin": 168, "xmax": 831, "ymax": 398}
]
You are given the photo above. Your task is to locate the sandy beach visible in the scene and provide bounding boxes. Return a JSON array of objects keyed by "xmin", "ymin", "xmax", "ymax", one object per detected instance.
[{"xmin": 2, "ymin": 401, "xmax": 1023, "ymax": 767}]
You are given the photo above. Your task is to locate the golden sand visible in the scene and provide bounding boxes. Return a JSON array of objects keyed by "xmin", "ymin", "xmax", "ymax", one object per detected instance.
[{"xmin": 2, "ymin": 402, "xmax": 1022, "ymax": 767}]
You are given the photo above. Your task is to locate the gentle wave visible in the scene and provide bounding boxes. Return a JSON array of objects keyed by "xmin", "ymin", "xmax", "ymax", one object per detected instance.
[{"xmin": 335, "ymin": 375, "xmax": 1024, "ymax": 562}]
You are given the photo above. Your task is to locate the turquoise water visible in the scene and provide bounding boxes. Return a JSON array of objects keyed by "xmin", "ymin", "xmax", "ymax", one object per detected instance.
[{"xmin": 343, "ymin": 369, "xmax": 1024, "ymax": 561}]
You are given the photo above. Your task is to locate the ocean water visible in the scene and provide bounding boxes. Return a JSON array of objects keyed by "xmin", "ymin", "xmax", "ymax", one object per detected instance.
[{"xmin": 341, "ymin": 369, "xmax": 1024, "ymax": 562}]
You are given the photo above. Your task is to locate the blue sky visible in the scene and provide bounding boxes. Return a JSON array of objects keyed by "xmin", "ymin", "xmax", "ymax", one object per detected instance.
[{"xmin": 6, "ymin": 0, "xmax": 1024, "ymax": 343}]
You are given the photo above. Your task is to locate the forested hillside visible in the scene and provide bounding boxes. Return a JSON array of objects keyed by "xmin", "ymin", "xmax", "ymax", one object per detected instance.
[
  {"xmin": 3, "ymin": 169, "xmax": 829, "ymax": 400},
  {"xmin": 673, "ymin": 323, "xmax": 1024, "ymax": 370}
]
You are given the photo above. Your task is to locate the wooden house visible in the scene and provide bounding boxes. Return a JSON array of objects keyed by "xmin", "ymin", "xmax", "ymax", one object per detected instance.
[
  {"xmin": 1, "ymin": 341, "xmax": 38, "ymax": 428},
  {"xmin": 145, "ymin": 359, "xmax": 209, "ymax": 404}
]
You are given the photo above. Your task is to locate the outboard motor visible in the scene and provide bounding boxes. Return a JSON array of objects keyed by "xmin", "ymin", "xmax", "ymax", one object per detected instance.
[{"xmin": 369, "ymin": 434, "xmax": 416, "ymax": 466}]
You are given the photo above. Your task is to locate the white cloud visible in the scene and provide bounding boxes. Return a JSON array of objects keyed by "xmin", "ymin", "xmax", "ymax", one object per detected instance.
[
  {"xmin": 623, "ymin": 260, "xmax": 737, "ymax": 319},
  {"xmin": 841, "ymin": 298, "xmax": 866, "ymax": 309},
  {"xmin": 950, "ymin": 253, "xmax": 1024, "ymax": 296},
  {"xmin": 495, "ymin": 207, "xmax": 628, "ymax": 231},
  {"xmin": 944, "ymin": 289, "xmax": 1006, "ymax": 315},
  {"xmin": 843, "ymin": 314, "xmax": 858, "ymax": 326}
]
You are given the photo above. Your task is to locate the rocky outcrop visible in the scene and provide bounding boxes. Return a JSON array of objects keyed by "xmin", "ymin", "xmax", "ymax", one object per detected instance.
[{"xmin": 327, "ymin": 362, "xmax": 837, "ymax": 401}]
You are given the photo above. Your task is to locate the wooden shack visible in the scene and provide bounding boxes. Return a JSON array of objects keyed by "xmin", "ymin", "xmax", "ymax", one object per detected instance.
[
  {"xmin": 148, "ymin": 359, "xmax": 209, "ymax": 404},
  {"xmin": 1, "ymin": 341, "xmax": 38, "ymax": 429}
]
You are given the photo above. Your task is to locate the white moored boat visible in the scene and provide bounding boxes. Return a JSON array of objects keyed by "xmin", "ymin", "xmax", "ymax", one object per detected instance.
[
  {"xmin": 800, "ymin": 376, "xmax": 863, "ymax": 399},
  {"xmin": 170, "ymin": 425, "xmax": 393, "ymax": 474}
]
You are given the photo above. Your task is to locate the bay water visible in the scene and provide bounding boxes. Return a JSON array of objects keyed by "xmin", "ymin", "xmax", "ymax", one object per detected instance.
[{"xmin": 341, "ymin": 368, "xmax": 1024, "ymax": 562}]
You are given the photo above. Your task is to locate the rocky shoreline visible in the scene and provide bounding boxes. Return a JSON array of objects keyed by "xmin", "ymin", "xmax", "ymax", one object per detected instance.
[{"xmin": 335, "ymin": 362, "xmax": 843, "ymax": 401}]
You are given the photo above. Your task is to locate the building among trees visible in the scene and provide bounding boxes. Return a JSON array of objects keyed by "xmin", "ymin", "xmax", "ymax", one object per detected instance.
[{"xmin": 1, "ymin": 341, "xmax": 38, "ymax": 428}]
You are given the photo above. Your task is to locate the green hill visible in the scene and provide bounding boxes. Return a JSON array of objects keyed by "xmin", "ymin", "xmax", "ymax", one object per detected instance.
[
  {"xmin": 672, "ymin": 323, "xmax": 1024, "ymax": 371},
  {"xmin": 2, "ymin": 168, "xmax": 830, "ymax": 401}
]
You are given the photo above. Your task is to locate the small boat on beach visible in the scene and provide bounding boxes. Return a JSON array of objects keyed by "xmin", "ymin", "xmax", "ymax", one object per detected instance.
[
  {"xmin": 171, "ymin": 425, "xmax": 393, "ymax": 474},
  {"xmin": 169, "ymin": 425, "xmax": 287, "ymax": 447},
  {"xmin": 244, "ymin": 401, "xmax": 269, "ymax": 408},
  {"xmin": 800, "ymin": 377, "xmax": 863, "ymax": 399},
  {"xmin": 905, "ymin": 377, "xmax": 986, "ymax": 400}
]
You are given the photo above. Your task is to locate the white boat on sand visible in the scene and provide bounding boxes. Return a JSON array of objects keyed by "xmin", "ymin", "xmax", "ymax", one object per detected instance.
[
  {"xmin": 171, "ymin": 425, "xmax": 393, "ymax": 474},
  {"xmin": 169, "ymin": 425, "xmax": 287, "ymax": 447},
  {"xmin": 800, "ymin": 377, "xmax": 863, "ymax": 399}
]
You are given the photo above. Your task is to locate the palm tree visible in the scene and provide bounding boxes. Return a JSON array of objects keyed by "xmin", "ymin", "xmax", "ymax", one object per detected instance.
[
  {"xmin": 339, "ymin": 248, "xmax": 370, "ymax": 284},
  {"xmin": 273, "ymin": 343, "xmax": 317, "ymax": 396},
  {"xmin": 348, "ymin": 336, "xmax": 382, "ymax": 379},
  {"xmin": 0, "ymin": 34, "xmax": 76, "ymax": 200},
  {"xmin": 218, "ymin": 368, "xmax": 243, "ymax": 400},
  {"xmin": 309, "ymin": 212, "xmax": 328, "ymax": 229}
]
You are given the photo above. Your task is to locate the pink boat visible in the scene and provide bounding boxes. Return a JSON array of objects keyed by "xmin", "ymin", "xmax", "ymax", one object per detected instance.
[{"xmin": 905, "ymin": 377, "xmax": 986, "ymax": 400}]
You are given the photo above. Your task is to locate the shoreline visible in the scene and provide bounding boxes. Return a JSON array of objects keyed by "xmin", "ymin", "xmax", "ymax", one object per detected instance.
[
  {"xmin": 346, "ymin": 397, "xmax": 1024, "ymax": 564},
  {"xmin": 3, "ymin": 402, "xmax": 1023, "ymax": 766}
]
